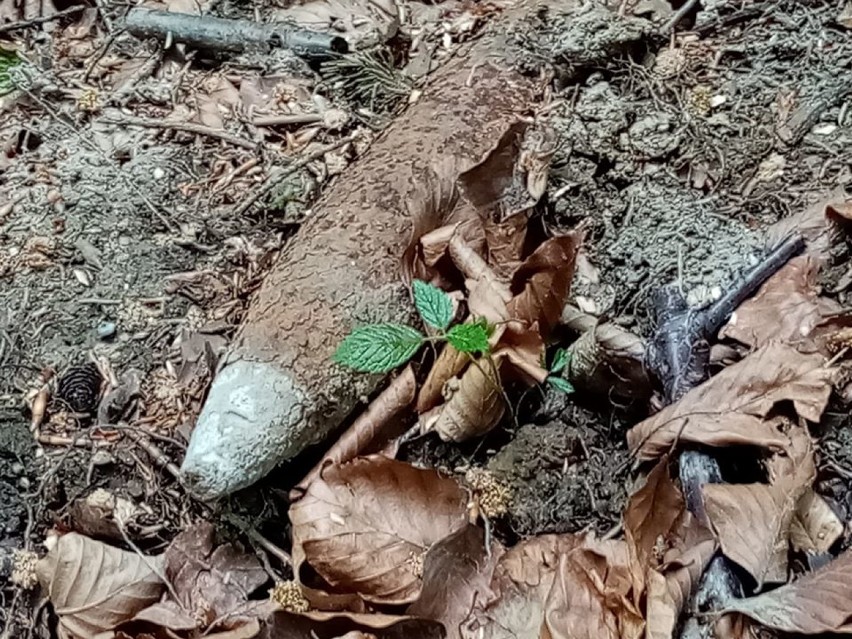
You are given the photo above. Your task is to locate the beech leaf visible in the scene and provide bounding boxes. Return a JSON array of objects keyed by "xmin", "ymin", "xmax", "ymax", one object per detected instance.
[
  {"xmin": 262, "ymin": 610, "xmax": 444, "ymax": 639},
  {"xmin": 722, "ymin": 549, "xmax": 852, "ymax": 634},
  {"xmin": 790, "ymin": 489, "xmax": 844, "ymax": 554},
  {"xmin": 702, "ymin": 426, "xmax": 816, "ymax": 586},
  {"xmin": 289, "ymin": 456, "xmax": 469, "ymax": 605},
  {"xmin": 36, "ymin": 532, "xmax": 164, "ymax": 639},
  {"xmin": 627, "ymin": 342, "xmax": 834, "ymax": 461},
  {"xmin": 429, "ymin": 356, "xmax": 505, "ymax": 443}
]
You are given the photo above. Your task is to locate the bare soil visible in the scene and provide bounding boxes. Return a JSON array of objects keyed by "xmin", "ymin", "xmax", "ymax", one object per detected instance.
[{"xmin": 2, "ymin": 0, "xmax": 852, "ymax": 634}]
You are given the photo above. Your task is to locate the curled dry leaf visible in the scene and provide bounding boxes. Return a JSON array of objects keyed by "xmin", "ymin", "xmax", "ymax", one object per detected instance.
[
  {"xmin": 702, "ymin": 425, "xmax": 816, "ymax": 586},
  {"xmin": 790, "ymin": 489, "xmax": 844, "ymax": 555},
  {"xmin": 429, "ymin": 356, "xmax": 505, "ymax": 443},
  {"xmin": 289, "ymin": 456, "xmax": 469, "ymax": 605},
  {"xmin": 627, "ymin": 342, "xmax": 834, "ymax": 461},
  {"xmin": 407, "ymin": 525, "xmax": 504, "ymax": 639},
  {"xmin": 294, "ymin": 366, "xmax": 417, "ymax": 496},
  {"xmin": 623, "ymin": 456, "xmax": 717, "ymax": 638},
  {"xmin": 507, "ymin": 233, "xmax": 581, "ymax": 338},
  {"xmin": 261, "ymin": 610, "xmax": 444, "ymax": 639},
  {"xmin": 461, "ymin": 535, "xmax": 585, "ymax": 639},
  {"xmin": 766, "ymin": 189, "xmax": 852, "ymax": 262},
  {"xmin": 722, "ymin": 548, "xmax": 852, "ymax": 634},
  {"xmin": 565, "ymin": 312, "xmax": 651, "ymax": 401},
  {"xmin": 36, "ymin": 532, "xmax": 164, "ymax": 639},
  {"xmin": 416, "ymin": 343, "xmax": 469, "ymax": 414},
  {"xmin": 449, "ymin": 234, "xmax": 512, "ymax": 326},
  {"xmin": 274, "ymin": 0, "xmax": 399, "ymax": 48},
  {"xmin": 130, "ymin": 521, "xmax": 267, "ymax": 635},
  {"xmin": 721, "ymin": 255, "xmax": 842, "ymax": 353},
  {"xmin": 540, "ymin": 544, "xmax": 643, "ymax": 639}
]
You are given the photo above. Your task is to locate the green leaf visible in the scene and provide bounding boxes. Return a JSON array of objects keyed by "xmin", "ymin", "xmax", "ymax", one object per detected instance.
[
  {"xmin": 446, "ymin": 320, "xmax": 490, "ymax": 354},
  {"xmin": 413, "ymin": 279, "xmax": 453, "ymax": 330},
  {"xmin": 333, "ymin": 324, "xmax": 424, "ymax": 373},
  {"xmin": 0, "ymin": 49, "xmax": 21, "ymax": 96},
  {"xmin": 547, "ymin": 376, "xmax": 575, "ymax": 394},
  {"xmin": 550, "ymin": 348, "xmax": 570, "ymax": 374}
]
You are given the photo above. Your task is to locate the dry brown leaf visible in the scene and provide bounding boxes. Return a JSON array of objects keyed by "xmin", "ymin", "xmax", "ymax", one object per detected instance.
[
  {"xmin": 69, "ymin": 489, "xmax": 145, "ymax": 541},
  {"xmin": 36, "ymin": 532, "xmax": 164, "ymax": 639},
  {"xmin": 461, "ymin": 534, "xmax": 589, "ymax": 639},
  {"xmin": 494, "ymin": 325, "xmax": 549, "ymax": 385},
  {"xmin": 624, "ymin": 456, "xmax": 684, "ymax": 598},
  {"xmin": 294, "ymin": 367, "xmax": 416, "ymax": 496},
  {"xmin": 721, "ymin": 256, "xmax": 842, "ymax": 352},
  {"xmin": 274, "ymin": 0, "xmax": 398, "ymax": 48},
  {"xmin": 506, "ymin": 233, "xmax": 581, "ymax": 338},
  {"xmin": 430, "ymin": 356, "xmax": 506, "ymax": 443},
  {"xmin": 541, "ymin": 546, "xmax": 643, "ymax": 639},
  {"xmin": 645, "ymin": 512, "xmax": 717, "ymax": 639},
  {"xmin": 261, "ymin": 610, "xmax": 444, "ymax": 639},
  {"xmin": 483, "ymin": 215, "xmax": 529, "ymax": 280},
  {"xmin": 449, "ymin": 234, "xmax": 512, "ymax": 325},
  {"xmin": 721, "ymin": 548, "xmax": 852, "ymax": 634},
  {"xmin": 408, "ymin": 525, "xmax": 503, "ymax": 639},
  {"xmin": 840, "ymin": 1, "xmax": 852, "ymax": 28},
  {"xmin": 567, "ymin": 319, "xmax": 651, "ymax": 401},
  {"xmin": 417, "ymin": 344, "xmax": 470, "ymax": 414},
  {"xmin": 627, "ymin": 342, "xmax": 834, "ymax": 461},
  {"xmin": 766, "ymin": 189, "xmax": 852, "ymax": 262},
  {"xmin": 289, "ymin": 456, "xmax": 469, "ymax": 605},
  {"xmin": 790, "ymin": 489, "xmax": 844, "ymax": 554},
  {"xmin": 131, "ymin": 521, "xmax": 267, "ymax": 635},
  {"xmin": 195, "ymin": 76, "xmax": 241, "ymax": 130},
  {"xmin": 703, "ymin": 426, "xmax": 816, "ymax": 586}
]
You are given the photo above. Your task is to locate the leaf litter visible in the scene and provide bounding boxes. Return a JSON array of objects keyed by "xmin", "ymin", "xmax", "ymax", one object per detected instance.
[{"xmin": 6, "ymin": 0, "xmax": 852, "ymax": 638}]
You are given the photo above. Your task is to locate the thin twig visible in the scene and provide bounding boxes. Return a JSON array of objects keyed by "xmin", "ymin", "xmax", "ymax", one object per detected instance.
[
  {"xmin": 0, "ymin": 5, "xmax": 85, "ymax": 33},
  {"xmin": 660, "ymin": 0, "xmax": 700, "ymax": 34},
  {"xmin": 104, "ymin": 114, "xmax": 257, "ymax": 150},
  {"xmin": 233, "ymin": 133, "xmax": 359, "ymax": 215},
  {"xmin": 116, "ymin": 517, "xmax": 183, "ymax": 604},
  {"xmin": 253, "ymin": 113, "xmax": 323, "ymax": 127}
]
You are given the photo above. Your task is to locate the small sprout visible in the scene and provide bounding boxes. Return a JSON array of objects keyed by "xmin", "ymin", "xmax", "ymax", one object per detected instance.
[
  {"xmin": 413, "ymin": 279, "xmax": 453, "ymax": 330},
  {"xmin": 446, "ymin": 319, "xmax": 490, "ymax": 355},
  {"xmin": 550, "ymin": 347, "xmax": 569, "ymax": 374},
  {"xmin": 333, "ymin": 323, "xmax": 424, "ymax": 373},
  {"xmin": 12, "ymin": 549, "xmax": 39, "ymax": 590},
  {"xmin": 547, "ymin": 376, "xmax": 575, "ymax": 395},
  {"xmin": 269, "ymin": 580, "xmax": 310, "ymax": 613},
  {"xmin": 465, "ymin": 468, "xmax": 511, "ymax": 519}
]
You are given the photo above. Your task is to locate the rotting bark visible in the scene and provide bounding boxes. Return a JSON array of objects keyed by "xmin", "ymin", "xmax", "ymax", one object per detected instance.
[
  {"xmin": 181, "ymin": 0, "xmax": 612, "ymax": 500},
  {"xmin": 124, "ymin": 8, "xmax": 348, "ymax": 61},
  {"xmin": 644, "ymin": 234, "xmax": 805, "ymax": 638}
]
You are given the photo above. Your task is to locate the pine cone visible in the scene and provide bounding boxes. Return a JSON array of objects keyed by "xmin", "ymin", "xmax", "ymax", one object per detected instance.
[{"xmin": 56, "ymin": 363, "xmax": 102, "ymax": 414}]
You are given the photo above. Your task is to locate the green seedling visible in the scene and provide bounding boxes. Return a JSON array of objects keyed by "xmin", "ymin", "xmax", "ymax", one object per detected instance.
[
  {"xmin": 546, "ymin": 347, "xmax": 574, "ymax": 395},
  {"xmin": 0, "ymin": 48, "xmax": 22, "ymax": 96},
  {"xmin": 333, "ymin": 280, "xmax": 492, "ymax": 373}
]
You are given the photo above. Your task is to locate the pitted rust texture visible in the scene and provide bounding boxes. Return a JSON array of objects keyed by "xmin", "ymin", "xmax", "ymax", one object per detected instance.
[{"xmin": 226, "ymin": 13, "xmax": 547, "ymax": 444}]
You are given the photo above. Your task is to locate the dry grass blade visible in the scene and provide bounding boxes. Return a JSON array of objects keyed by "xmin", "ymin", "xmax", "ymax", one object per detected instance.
[
  {"xmin": 36, "ymin": 532, "xmax": 164, "ymax": 639},
  {"xmin": 722, "ymin": 548, "xmax": 852, "ymax": 634},
  {"xmin": 289, "ymin": 456, "xmax": 469, "ymax": 605},
  {"xmin": 295, "ymin": 366, "xmax": 417, "ymax": 495},
  {"xmin": 721, "ymin": 255, "xmax": 841, "ymax": 352},
  {"xmin": 430, "ymin": 356, "xmax": 506, "ymax": 443},
  {"xmin": 702, "ymin": 426, "xmax": 816, "ymax": 586},
  {"xmin": 627, "ymin": 342, "xmax": 834, "ymax": 461}
]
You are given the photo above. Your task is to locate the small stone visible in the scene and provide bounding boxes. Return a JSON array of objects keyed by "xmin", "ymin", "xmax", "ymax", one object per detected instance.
[
  {"xmin": 10, "ymin": 462, "xmax": 24, "ymax": 475},
  {"xmin": 17, "ymin": 477, "xmax": 30, "ymax": 490},
  {"xmin": 91, "ymin": 450, "xmax": 114, "ymax": 466},
  {"xmin": 152, "ymin": 167, "xmax": 166, "ymax": 180},
  {"xmin": 97, "ymin": 322, "xmax": 116, "ymax": 339}
]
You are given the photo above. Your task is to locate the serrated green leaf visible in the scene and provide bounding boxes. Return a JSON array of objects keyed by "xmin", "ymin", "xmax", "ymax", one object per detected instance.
[
  {"xmin": 446, "ymin": 321, "xmax": 490, "ymax": 354},
  {"xmin": 547, "ymin": 376, "xmax": 575, "ymax": 394},
  {"xmin": 0, "ymin": 49, "xmax": 21, "ymax": 96},
  {"xmin": 550, "ymin": 348, "xmax": 569, "ymax": 374},
  {"xmin": 413, "ymin": 279, "xmax": 453, "ymax": 330},
  {"xmin": 333, "ymin": 324, "xmax": 424, "ymax": 373}
]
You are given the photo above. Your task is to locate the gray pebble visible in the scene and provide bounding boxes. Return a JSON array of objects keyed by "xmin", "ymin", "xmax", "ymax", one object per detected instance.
[{"xmin": 96, "ymin": 322, "xmax": 117, "ymax": 339}]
